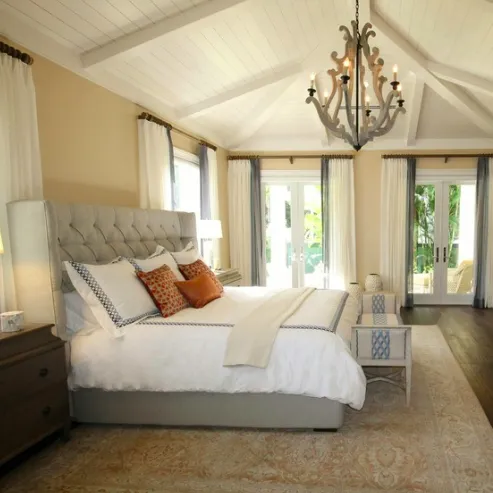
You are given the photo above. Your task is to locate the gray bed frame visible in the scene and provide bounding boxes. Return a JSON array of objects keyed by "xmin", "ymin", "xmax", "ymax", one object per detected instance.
[{"xmin": 7, "ymin": 200, "xmax": 345, "ymax": 430}]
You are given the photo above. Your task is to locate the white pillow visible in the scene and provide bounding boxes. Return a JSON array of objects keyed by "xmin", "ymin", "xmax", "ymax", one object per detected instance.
[
  {"xmin": 170, "ymin": 242, "xmax": 201, "ymax": 266},
  {"xmin": 126, "ymin": 247, "xmax": 185, "ymax": 280},
  {"xmin": 64, "ymin": 258, "xmax": 158, "ymax": 338},
  {"xmin": 64, "ymin": 291, "xmax": 101, "ymax": 336}
]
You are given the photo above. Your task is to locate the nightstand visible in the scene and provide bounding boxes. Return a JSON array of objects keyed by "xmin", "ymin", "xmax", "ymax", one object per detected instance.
[
  {"xmin": 0, "ymin": 323, "xmax": 70, "ymax": 466},
  {"xmin": 214, "ymin": 268, "xmax": 242, "ymax": 287}
]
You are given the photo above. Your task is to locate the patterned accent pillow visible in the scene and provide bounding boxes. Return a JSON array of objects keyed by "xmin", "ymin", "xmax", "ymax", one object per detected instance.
[
  {"xmin": 137, "ymin": 265, "xmax": 189, "ymax": 318},
  {"xmin": 175, "ymin": 273, "xmax": 222, "ymax": 308},
  {"xmin": 178, "ymin": 259, "xmax": 224, "ymax": 294}
]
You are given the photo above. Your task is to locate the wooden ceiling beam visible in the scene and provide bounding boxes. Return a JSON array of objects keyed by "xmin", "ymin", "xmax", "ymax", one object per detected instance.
[
  {"xmin": 177, "ymin": 63, "xmax": 302, "ymax": 119},
  {"xmin": 428, "ymin": 62, "xmax": 493, "ymax": 96},
  {"xmin": 406, "ymin": 75, "xmax": 425, "ymax": 147},
  {"xmin": 371, "ymin": 11, "xmax": 493, "ymax": 136},
  {"xmin": 81, "ymin": 0, "xmax": 249, "ymax": 69}
]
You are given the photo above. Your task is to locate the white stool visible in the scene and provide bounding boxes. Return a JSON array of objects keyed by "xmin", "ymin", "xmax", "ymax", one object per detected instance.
[{"xmin": 352, "ymin": 292, "xmax": 412, "ymax": 405}]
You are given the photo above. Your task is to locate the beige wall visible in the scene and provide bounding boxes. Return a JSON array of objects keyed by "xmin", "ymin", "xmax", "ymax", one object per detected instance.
[
  {"xmin": 2, "ymin": 36, "xmax": 230, "ymax": 267},
  {"xmin": 230, "ymin": 149, "xmax": 483, "ymax": 284}
]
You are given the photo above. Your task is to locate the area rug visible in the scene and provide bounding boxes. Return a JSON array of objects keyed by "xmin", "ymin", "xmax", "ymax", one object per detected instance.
[{"xmin": 2, "ymin": 325, "xmax": 493, "ymax": 493}]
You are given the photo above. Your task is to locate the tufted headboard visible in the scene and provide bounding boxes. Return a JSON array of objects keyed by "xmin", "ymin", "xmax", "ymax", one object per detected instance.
[{"xmin": 7, "ymin": 200, "xmax": 197, "ymax": 339}]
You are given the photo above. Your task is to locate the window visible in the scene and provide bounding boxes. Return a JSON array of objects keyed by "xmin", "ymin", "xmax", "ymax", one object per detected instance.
[{"xmin": 174, "ymin": 148, "xmax": 200, "ymax": 218}]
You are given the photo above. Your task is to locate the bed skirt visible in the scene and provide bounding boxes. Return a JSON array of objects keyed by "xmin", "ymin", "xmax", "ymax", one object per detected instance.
[{"xmin": 70, "ymin": 390, "xmax": 345, "ymax": 430}]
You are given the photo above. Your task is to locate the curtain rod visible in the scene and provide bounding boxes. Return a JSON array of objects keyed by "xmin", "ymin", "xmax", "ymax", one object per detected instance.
[
  {"xmin": 382, "ymin": 153, "xmax": 493, "ymax": 159},
  {"xmin": 138, "ymin": 112, "xmax": 217, "ymax": 151},
  {"xmin": 228, "ymin": 154, "xmax": 354, "ymax": 162},
  {"xmin": 0, "ymin": 41, "xmax": 33, "ymax": 65}
]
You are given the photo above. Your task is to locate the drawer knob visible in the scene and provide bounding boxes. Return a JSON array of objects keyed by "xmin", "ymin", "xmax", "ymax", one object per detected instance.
[
  {"xmin": 39, "ymin": 368, "xmax": 49, "ymax": 377},
  {"xmin": 42, "ymin": 406, "xmax": 51, "ymax": 416}
]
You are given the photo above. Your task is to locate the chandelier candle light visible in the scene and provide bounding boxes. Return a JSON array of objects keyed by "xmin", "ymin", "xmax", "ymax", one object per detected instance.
[{"xmin": 306, "ymin": 0, "xmax": 405, "ymax": 151}]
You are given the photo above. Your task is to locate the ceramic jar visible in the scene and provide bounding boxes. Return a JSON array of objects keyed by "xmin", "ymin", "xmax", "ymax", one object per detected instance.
[{"xmin": 364, "ymin": 273, "xmax": 383, "ymax": 292}]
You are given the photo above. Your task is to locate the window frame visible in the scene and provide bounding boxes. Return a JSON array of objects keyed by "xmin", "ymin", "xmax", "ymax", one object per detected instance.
[{"xmin": 173, "ymin": 147, "xmax": 201, "ymax": 218}]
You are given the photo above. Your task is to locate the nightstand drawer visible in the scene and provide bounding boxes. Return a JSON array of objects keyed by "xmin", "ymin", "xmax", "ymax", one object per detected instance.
[
  {"xmin": 0, "ymin": 383, "xmax": 69, "ymax": 464},
  {"xmin": 0, "ymin": 347, "xmax": 66, "ymax": 405}
]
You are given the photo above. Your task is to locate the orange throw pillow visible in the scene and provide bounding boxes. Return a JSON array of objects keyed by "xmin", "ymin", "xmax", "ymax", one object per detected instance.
[
  {"xmin": 175, "ymin": 273, "xmax": 222, "ymax": 308},
  {"xmin": 137, "ymin": 264, "xmax": 188, "ymax": 318},
  {"xmin": 178, "ymin": 259, "xmax": 224, "ymax": 294}
]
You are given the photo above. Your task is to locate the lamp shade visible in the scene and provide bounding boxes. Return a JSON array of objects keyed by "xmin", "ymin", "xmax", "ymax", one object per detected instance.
[
  {"xmin": 0, "ymin": 229, "xmax": 3, "ymax": 255},
  {"xmin": 198, "ymin": 220, "xmax": 222, "ymax": 240}
]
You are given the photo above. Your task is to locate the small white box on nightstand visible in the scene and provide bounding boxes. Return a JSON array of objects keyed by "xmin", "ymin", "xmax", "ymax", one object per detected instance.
[{"xmin": 1, "ymin": 311, "xmax": 24, "ymax": 332}]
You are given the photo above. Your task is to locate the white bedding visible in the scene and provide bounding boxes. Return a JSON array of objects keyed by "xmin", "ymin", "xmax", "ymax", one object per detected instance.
[{"xmin": 69, "ymin": 287, "xmax": 366, "ymax": 409}]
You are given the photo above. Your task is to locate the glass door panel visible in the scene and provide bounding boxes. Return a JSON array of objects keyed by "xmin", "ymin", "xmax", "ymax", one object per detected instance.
[
  {"xmin": 413, "ymin": 178, "xmax": 475, "ymax": 305},
  {"xmin": 413, "ymin": 184, "xmax": 439, "ymax": 303},
  {"xmin": 264, "ymin": 184, "xmax": 293, "ymax": 288},
  {"xmin": 302, "ymin": 184, "xmax": 324, "ymax": 288},
  {"xmin": 444, "ymin": 183, "xmax": 475, "ymax": 303}
]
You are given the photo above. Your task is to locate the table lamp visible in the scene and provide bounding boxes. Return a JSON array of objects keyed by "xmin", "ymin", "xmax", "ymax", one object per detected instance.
[{"xmin": 198, "ymin": 220, "xmax": 222, "ymax": 268}]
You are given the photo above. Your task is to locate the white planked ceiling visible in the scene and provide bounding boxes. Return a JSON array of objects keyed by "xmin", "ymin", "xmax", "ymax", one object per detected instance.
[{"xmin": 2, "ymin": 0, "xmax": 493, "ymax": 150}]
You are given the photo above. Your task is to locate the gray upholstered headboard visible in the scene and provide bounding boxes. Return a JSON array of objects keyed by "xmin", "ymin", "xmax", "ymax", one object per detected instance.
[{"xmin": 7, "ymin": 200, "xmax": 197, "ymax": 339}]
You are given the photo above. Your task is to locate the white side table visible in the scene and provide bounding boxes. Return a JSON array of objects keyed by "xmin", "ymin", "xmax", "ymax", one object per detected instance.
[
  {"xmin": 214, "ymin": 268, "xmax": 242, "ymax": 287},
  {"xmin": 351, "ymin": 324, "xmax": 412, "ymax": 405}
]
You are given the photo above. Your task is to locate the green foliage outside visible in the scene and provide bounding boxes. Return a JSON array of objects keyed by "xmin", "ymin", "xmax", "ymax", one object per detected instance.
[
  {"xmin": 414, "ymin": 184, "xmax": 461, "ymax": 274},
  {"xmin": 265, "ymin": 185, "xmax": 323, "ymax": 274}
]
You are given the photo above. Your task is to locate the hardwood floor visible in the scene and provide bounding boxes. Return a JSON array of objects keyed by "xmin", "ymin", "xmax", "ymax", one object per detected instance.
[{"xmin": 401, "ymin": 306, "xmax": 493, "ymax": 426}]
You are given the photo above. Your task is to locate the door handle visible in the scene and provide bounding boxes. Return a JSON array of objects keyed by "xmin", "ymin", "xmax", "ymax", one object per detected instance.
[
  {"xmin": 299, "ymin": 246, "xmax": 305, "ymax": 261},
  {"xmin": 435, "ymin": 247, "xmax": 439, "ymax": 263},
  {"xmin": 443, "ymin": 247, "xmax": 448, "ymax": 263}
]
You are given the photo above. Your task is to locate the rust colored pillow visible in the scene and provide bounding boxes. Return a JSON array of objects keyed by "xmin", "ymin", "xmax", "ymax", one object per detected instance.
[
  {"xmin": 175, "ymin": 273, "xmax": 222, "ymax": 308},
  {"xmin": 178, "ymin": 259, "xmax": 224, "ymax": 294},
  {"xmin": 137, "ymin": 264, "xmax": 188, "ymax": 318}
]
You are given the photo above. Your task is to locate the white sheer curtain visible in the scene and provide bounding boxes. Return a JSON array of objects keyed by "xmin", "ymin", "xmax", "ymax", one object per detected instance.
[
  {"xmin": 0, "ymin": 53, "xmax": 43, "ymax": 311},
  {"xmin": 207, "ymin": 147, "xmax": 221, "ymax": 267},
  {"xmin": 228, "ymin": 160, "xmax": 252, "ymax": 285},
  {"xmin": 380, "ymin": 158, "xmax": 407, "ymax": 304},
  {"xmin": 138, "ymin": 119, "xmax": 172, "ymax": 210},
  {"xmin": 323, "ymin": 158, "xmax": 356, "ymax": 289}
]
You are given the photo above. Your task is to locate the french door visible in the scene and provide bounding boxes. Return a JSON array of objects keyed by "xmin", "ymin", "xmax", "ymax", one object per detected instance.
[
  {"xmin": 262, "ymin": 171, "xmax": 324, "ymax": 288},
  {"xmin": 413, "ymin": 171, "xmax": 476, "ymax": 305}
]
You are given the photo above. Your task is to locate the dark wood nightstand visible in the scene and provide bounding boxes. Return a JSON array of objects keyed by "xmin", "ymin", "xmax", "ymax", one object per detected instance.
[{"xmin": 0, "ymin": 323, "xmax": 70, "ymax": 466}]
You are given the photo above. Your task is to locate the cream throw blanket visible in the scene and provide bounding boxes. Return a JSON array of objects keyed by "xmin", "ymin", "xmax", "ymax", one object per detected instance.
[{"xmin": 223, "ymin": 287, "xmax": 316, "ymax": 368}]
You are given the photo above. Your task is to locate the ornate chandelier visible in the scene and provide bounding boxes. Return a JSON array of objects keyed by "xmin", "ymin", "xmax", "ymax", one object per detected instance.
[{"xmin": 306, "ymin": 0, "xmax": 405, "ymax": 151}]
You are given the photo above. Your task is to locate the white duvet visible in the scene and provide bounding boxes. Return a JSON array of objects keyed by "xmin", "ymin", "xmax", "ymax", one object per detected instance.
[{"xmin": 69, "ymin": 287, "xmax": 366, "ymax": 409}]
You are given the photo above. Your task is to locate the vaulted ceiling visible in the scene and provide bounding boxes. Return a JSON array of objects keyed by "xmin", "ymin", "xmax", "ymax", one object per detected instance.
[{"xmin": 2, "ymin": 0, "xmax": 493, "ymax": 151}]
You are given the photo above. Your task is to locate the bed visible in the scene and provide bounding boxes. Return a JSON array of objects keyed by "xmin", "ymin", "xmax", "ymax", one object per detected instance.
[{"xmin": 7, "ymin": 200, "xmax": 365, "ymax": 430}]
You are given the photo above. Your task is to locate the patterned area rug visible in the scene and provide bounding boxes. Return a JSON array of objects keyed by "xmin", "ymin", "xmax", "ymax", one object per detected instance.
[{"xmin": 2, "ymin": 325, "xmax": 493, "ymax": 493}]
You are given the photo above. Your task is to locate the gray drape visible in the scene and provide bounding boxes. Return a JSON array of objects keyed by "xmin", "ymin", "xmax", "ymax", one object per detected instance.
[
  {"xmin": 199, "ymin": 143, "xmax": 211, "ymax": 219},
  {"xmin": 167, "ymin": 128, "xmax": 177, "ymax": 210},
  {"xmin": 473, "ymin": 156, "xmax": 489, "ymax": 308},
  {"xmin": 250, "ymin": 157, "xmax": 264, "ymax": 286},
  {"xmin": 321, "ymin": 156, "xmax": 330, "ymax": 288},
  {"xmin": 404, "ymin": 158, "xmax": 416, "ymax": 307}
]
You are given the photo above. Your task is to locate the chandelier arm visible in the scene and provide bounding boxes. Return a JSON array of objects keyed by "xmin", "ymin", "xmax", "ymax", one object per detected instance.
[
  {"xmin": 306, "ymin": 96, "xmax": 353, "ymax": 143},
  {"xmin": 326, "ymin": 69, "xmax": 339, "ymax": 109},
  {"xmin": 370, "ymin": 107, "xmax": 406, "ymax": 138},
  {"xmin": 368, "ymin": 91, "xmax": 395, "ymax": 133},
  {"xmin": 342, "ymin": 87, "xmax": 358, "ymax": 143},
  {"xmin": 332, "ymin": 81, "xmax": 344, "ymax": 123}
]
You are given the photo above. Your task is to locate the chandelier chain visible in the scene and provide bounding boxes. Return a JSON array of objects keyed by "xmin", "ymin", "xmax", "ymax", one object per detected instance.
[{"xmin": 355, "ymin": 0, "xmax": 359, "ymax": 35}]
